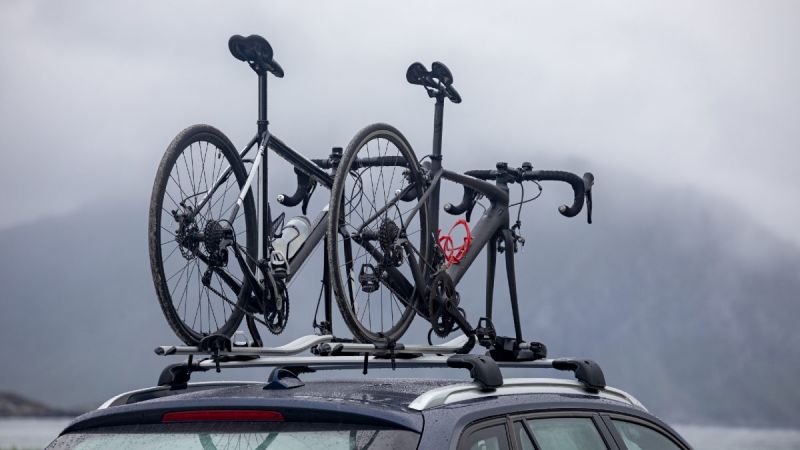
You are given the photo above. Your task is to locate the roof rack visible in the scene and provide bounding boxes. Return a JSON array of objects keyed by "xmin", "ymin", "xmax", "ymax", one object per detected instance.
[{"xmin": 154, "ymin": 334, "xmax": 606, "ymax": 393}]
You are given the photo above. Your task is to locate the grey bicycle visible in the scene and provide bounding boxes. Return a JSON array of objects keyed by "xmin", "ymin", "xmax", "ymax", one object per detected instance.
[{"xmin": 327, "ymin": 62, "xmax": 594, "ymax": 357}]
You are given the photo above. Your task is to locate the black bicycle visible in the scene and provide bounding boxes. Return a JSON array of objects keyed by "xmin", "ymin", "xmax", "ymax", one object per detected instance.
[
  {"xmin": 327, "ymin": 62, "xmax": 594, "ymax": 356},
  {"xmin": 149, "ymin": 35, "xmax": 350, "ymax": 346}
]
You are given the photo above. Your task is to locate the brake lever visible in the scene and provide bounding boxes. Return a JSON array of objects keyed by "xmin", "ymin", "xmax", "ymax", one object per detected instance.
[
  {"xmin": 277, "ymin": 168, "xmax": 316, "ymax": 214},
  {"xmin": 301, "ymin": 180, "xmax": 317, "ymax": 215},
  {"xmin": 583, "ymin": 172, "xmax": 594, "ymax": 224}
]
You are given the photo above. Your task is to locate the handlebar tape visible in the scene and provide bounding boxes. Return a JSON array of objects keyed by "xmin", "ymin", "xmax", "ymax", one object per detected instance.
[
  {"xmin": 524, "ymin": 170, "xmax": 585, "ymax": 217},
  {"xmin": 277, "ymin": 168, "xmax": 312, "ymax": 207},
  {"xmin": 444, "ymin": 186, "xmax": 477, "ymax": 215}
]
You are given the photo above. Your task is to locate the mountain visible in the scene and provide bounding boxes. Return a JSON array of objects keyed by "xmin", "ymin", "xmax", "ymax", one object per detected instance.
[
  {"xmin": 0, "ymin": 166, "xmax": 798, "ymax": 427},
  {"xmin": 0, "ymin": 392, "xmax": 76, "ymax": 417}
]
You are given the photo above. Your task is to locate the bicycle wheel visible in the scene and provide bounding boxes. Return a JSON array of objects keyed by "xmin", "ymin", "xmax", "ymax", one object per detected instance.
[
  {"xmin": 327, "ymin": 123, "xmax": 430, "ymax": 343},
  {"xmin": 149, "ymin": 124, "xmax": 257, "ymax": 345}
]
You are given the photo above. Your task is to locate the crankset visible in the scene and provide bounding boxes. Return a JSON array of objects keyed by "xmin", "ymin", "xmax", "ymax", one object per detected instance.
[
  {"xmin": 255, "ymin": 261, "xmax": 290, "ymax": 335},
  {"xmin": 264, "ymin": 279, "xmax": 289, "ymax": 334},
  {"xmin": 428, "ymin": 271, "xmax": 461, "ymax": 338}
]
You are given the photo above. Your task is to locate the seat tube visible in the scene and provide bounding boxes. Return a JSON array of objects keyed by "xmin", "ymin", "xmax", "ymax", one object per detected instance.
[
  {"xmin": 258, "ymin": 74, "xmax": 268, "ymax": 132},
  {"xmin": 428, "ymin": 97, "xmax": 445, "ymax": 241}
]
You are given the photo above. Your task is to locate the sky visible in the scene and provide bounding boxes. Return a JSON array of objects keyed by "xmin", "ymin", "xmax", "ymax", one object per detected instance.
[{"xmin": 0, "ymin": 0, "xmax": 798, "ymax": 247}]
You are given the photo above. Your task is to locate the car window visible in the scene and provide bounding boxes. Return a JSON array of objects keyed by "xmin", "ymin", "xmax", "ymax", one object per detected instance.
[
  {"xmin": 47, "ymin": 423, "xmax": 419, "ymax": 450},
  {"xmin": 513, "ymin": 421, "xmax": 535, "ymax": 450},
  {"xmin": 463, "ymin": 424, "xmax": 510, "ymax": 450},
  {"xmin": 611, "ymin": 420, "xmax": 682, "ymax": 450},
  {"xmin": 526, "ymin": 417, "xmax": 608, "ymax": 450}
]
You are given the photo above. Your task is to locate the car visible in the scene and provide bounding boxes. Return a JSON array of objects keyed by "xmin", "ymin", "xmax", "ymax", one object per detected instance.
[{"xmin": 46, "ymin": 336, "xmax": 692, "ymax": 449}]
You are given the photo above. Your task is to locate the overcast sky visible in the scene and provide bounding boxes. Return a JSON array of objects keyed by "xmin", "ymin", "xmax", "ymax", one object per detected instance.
[{"xmin": 1, "ymin": 0, "xmax": 798, "ymax": 246}]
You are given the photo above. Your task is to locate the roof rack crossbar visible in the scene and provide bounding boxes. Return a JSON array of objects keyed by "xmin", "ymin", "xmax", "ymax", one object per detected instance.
[
  {"xmin": 155, "ymin": 334, "xmax": 471, "ymax": 358},
  {"xmin": 155, "ymin": 355, "xmax": 604, "ymax": 390},
  {"xmin": 154, "ymin": 334, "xmax": 605, "ymax": 391}
]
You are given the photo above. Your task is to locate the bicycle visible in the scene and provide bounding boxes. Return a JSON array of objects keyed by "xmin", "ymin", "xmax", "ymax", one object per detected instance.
[
  {"xmin": 326, "ymin": 62, "xmax": 594, "ymax": 357},
  {"xmin": 149, "ymin": 35, "xmax": 357, "ymax": 346}
]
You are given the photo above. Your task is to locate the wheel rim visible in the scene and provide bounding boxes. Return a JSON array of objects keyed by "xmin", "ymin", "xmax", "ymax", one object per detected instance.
[
  {"xmin": 330, "ymin": 129, "xmax": 427, "ymax": 341},
  {"xmin": 153, "ymin": 134, "xmax": 252, "ymax": 341}
]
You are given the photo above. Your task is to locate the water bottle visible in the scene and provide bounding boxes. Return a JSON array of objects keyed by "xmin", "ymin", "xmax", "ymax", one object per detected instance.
[{"xmin": 271, "ymin": 216, "xmax": 311, "ymax": 268}]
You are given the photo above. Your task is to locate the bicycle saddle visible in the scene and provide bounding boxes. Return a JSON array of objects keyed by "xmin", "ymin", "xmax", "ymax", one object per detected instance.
[
  {"xmin": 406, "ymin": 61, "xmax": 461, "ymax": 103},
  {"xmin": 406, "ymin": 62, "xmax": 429, "ymax": 85},
  {"xmin": 431, "ymin": 62, "xmax": 453, "ymax": 86},
  {"xmin": 228, "ymin": 34, "xmax": 284, "ymax": 78}
]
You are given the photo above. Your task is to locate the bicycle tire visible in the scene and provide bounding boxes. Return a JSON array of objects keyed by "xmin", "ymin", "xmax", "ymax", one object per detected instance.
[
  {"xmin": 149, "ymin": 124, "xmax": 257, "ymax": 345},
  {"xmin": 327, "ymin": 123, "xmax": 429, "ymax": 344}
]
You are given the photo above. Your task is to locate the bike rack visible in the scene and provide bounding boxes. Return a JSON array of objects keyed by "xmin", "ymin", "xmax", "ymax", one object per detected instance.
[{"xmin": 154, "ymin": 333, "xmax": 606, "ymax": 393}]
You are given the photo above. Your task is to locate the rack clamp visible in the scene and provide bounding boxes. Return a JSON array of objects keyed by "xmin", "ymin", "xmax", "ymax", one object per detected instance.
[
  {"xmin": 474, "ymin": 318, "xmax": 547, "ymax": 362},
  {"xmin": 312, "ymin": 336, "xmax": 361, "ymax": 357},
  {"xmin": 488, "ymin": 336, "xmax": 547, "ymax": 362},
  {"xmin": 199, "ymin": 334, "xmax": 233, "ymax": 373},
  {"xmin": 365, "ymin": 334, "xmax": 397, "ymax": 373}
]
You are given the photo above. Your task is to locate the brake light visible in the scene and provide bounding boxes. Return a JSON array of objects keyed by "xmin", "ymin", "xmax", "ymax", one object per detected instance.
[{"xmin": 162, "ymin": 409, "xmax": 284, "ymax": 422}]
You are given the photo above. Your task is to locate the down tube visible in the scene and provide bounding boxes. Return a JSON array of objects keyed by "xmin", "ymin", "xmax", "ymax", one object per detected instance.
[{"xmin": 287, "ymin": 208, "xmax": 328, "ymax": 278}]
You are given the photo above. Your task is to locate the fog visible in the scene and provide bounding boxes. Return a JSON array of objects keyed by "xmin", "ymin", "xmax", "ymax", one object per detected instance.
[
  {"xmin": 1, "ymin": 0, "xmax": 799, "ymax": 428},
  {"xmin": 1, "ymin": 0, "xmax": 798, "ymax": 244}
]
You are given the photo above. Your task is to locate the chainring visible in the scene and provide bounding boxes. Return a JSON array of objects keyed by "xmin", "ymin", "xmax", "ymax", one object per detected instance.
[
  {"xmin": 428, "ymin": 271, "xmax": 459, "ymax": 338},
  {"xmin": 264, "ymin": 278, "xmax": 289, "ymax": 335}
]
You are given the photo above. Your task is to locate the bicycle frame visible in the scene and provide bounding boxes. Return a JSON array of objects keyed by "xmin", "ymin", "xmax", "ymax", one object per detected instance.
[
  {"xmin": 181, "ymin": 71, "xmax": 339, "ymax": 340},
  {"xmin": 189, "ymin": 72, "xmax": 335, "ymax": 282},
  {"xmin": 381, "ymin": 96, "xmax": 528, "ymax": 342}
]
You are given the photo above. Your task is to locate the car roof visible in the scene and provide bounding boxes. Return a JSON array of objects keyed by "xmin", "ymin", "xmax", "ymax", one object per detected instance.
[{"xmin": 61, "ymin": 376, "xmax": 647, "ymax": 436}]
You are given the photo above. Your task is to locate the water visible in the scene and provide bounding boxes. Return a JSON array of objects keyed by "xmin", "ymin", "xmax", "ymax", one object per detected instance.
[
  {"xmin": 675, "ymin": 425, "xmax": 800, "ymax": 450},
  {"xmin": 0, "ymin": 418, "xmax": 71, "ymax": 450},
  {"xmin": 0, "ymin": 419, "xmax": 798, "ymax": 449}
]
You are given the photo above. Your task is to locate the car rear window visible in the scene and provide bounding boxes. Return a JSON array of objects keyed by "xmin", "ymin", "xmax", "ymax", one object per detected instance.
[{"xmin": 47, "ymin": 422, "xmax": 419, "ymax": 450}]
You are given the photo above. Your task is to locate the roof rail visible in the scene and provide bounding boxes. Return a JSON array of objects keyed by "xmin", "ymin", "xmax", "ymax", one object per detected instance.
[{"xmin": 154, "ymin": 334, "xmax": 606, "ymax": 393}]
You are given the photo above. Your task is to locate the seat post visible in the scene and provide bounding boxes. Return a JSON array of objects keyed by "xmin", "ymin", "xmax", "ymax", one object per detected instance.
[{"xmin": 258, "ymin": 74, "xmax": 269, "ymax": 134}]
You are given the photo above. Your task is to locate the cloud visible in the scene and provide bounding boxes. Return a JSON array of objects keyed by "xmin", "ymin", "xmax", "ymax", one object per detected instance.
[{"xmin": 1, "ymin": 0, "xmax": 798, "ymax": 244}]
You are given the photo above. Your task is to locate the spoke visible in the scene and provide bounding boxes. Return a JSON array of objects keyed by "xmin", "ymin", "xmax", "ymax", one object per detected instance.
[
  {"xmin": 167, "ymin": 259, "xmax": 192, "ymax": 284},
  {"xmin": 188, "ymin": 261, "xmax": 201, "ymax": 329},
  {"xmin": 161, "ymin": 243, "xmax": 181, "ymax": 263},
  {"xmin": 163, "ymin": 185, "xmax": 182, "ymax": 211},
  {"xmin": 160, "ymin": 225, "xmax": 176, "ymax": 237},
  {"xmin": 189, "ymin": 143, "xmax": 198, "ymax": 203}
]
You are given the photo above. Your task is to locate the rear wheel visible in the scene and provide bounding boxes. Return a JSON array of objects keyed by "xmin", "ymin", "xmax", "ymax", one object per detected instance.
[
  {"xmin": 148, "ymin": 124, "xmax": 257, "ymax": 345},
  {"xmin": 327, "ymin": 123, "xmax": 429, "ymax": 344}
]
